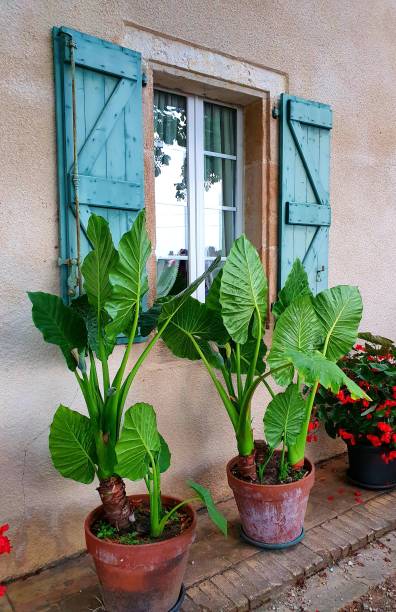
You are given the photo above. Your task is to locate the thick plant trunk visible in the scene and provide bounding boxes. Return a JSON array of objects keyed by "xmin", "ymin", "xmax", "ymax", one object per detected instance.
[
  {"xmin": 236, "ymin": 451, "xmax": 257, "ymax": 481},
  {"xmin": 97, "ymin": 476, "xmax": 134, "ymax": 531}
]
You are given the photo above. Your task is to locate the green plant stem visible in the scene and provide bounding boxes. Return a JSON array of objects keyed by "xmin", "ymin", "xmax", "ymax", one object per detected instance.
[
  {"xmin": 235, "ymin": 343, "xmax": 243, "ymax": 400},
  {"xmin": 279, "ymin": 440, "xmax": 286, "ymax": 480},
  {"xmin": 157, "ymin": 497, "xmax": 198, "ymax": 535},
  {"xmin": 245, "ymin": 308, "xmax": 262, "ymax": 391},
  {"xmin": 257, "ymin": 447, "xmax": 274, "ymax": 483},
  {"xmin": 288, "ymin": 381, "xmax": 319, "ymax": 466},
  {"xmin": 262, "ymin": 377, "xmax": 275, "ymax": 399},
  {"xmin": 147, "ymin": 449, "xmax": 162, "ymax": 538},
  {"xmin": 220, "ymin": 365, "xmax": 237, "ymax": 400},
  {"xmin": 190, "ymin": 336, "xmax": 239, "ymax": 430}
]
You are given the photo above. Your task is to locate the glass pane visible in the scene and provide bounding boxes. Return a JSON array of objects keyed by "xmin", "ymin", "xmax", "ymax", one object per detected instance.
[
  {"xmin": 204, "ymin": 156, "xmax": 236, "ymax": 209},
  {"xmin": 154, "ymin": 90, "xmax": 188, "ymax": 258},
  {"xmin": 205, "ymin": 209, "xmax": 235, "ymax": 258},
  {"xmin": 204, "ymin": 102, "xmax": 236, "ymax": 155},
  {"xmin": 157, "ymin": 258, "xmax": 188, "ymax": 295}
]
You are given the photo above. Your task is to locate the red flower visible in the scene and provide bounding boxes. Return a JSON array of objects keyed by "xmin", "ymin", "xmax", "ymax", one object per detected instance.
[
  {"xmin": 339, "ymin": 428, "xmax": 356, "ymax": 445},
  {"xmin": 377, "ymin": 422, "xmax": 393, "ymax": 433},
  {"xmin": 308, "ymin": 422, "xmax": 316, "ymax": 432},
  {"xmin": 381, "ymin": 450, "xmax": 396, "ymax": 464},
  {"xmin": 362, "ymin": 399, "xmax": 370, "ymax": 408},
  {"xmin": 0, "ymin": 585, "xmax": 6, "ymax": 597},
  {"xmin": 366, "ymin": 413, "xmax": 373, "ymax": 420},
  {"xmin": 354, "ymin": 344, "xmax": 365, "ymax": 352},
  {"xmin": 381, "ymin": 432, "xmax": 392, "ymax": 444},
  {"xmin": 0, "ymin": 524, "xmax": 11, "ymax": 556},
  {"xmin": 366, "ymin": 434, "xmax": 382, "ymax": 447}
]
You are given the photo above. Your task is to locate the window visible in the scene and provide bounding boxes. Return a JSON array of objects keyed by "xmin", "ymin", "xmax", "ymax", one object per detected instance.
[{"xmin": 154, "ymin": 89, "xmax": 243, "ymax": 301}]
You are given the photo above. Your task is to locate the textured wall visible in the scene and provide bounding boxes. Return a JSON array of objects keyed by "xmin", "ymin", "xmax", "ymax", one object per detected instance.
[{"xmin": 1, "ymin": 0, "xmax": 395, "ymax": 580}]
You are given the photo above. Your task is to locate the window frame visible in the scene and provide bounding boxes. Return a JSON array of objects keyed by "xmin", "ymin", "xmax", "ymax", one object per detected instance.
[{"xmin": 154, "ymin": 87, "xmax": 244, "ymax": 301}]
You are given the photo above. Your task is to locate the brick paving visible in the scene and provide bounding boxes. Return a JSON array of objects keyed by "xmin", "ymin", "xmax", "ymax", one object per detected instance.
[{"xmin": 2, "ymin": 454, "xmax": 396, "ymax": 611}]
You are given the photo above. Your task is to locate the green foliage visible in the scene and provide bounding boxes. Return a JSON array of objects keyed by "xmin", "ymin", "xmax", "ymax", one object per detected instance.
[
  {"xmin": 161, "ymin": 296, "xmax": 227, "ymax": 366},
  {"xmin": 268, "ymin": 296, "xmax": 322, "ymax": 386},
  {"xmin": 105, "ymin": 210, "xmax": 151, "ymax": 338},
  {"xmin": 187, "ymin": 480, "xmax": 227, "ymax": 536},
  {"xmin": 272, "ymin": 259, "xmax": 312, "ymax": 319},
  {"xmin": 220, "ymin": 234, "xmax": 268, "ymax": 344},
  {"xmin": 264, "ymin": 384, "xmax": 306, "ymax": 449},
  {"xmin": 314, "ymin": 285, "xmax": 362, "ymax": 361},
  {"xmin": 284, "ymin": 349, "xmax": 369, "ymax": 399},
  {"xmin": 115, "ymin": 403, "xmax": 227, "ymax": 538},
  {"xmin": 28, "ymin": 292, "xmax": 87, "ymax": 370},
  {"xmin": 49, "ymin": 405, "xmax": 97, "ymax": 483},
  {"xmin": 96, "ymin": 521, "xmax": 117, "ymax": 540},
  {"xmin": 116, "ymin": 403, "xmax": 161, "ymax": 480},
  {"xmin": 29, "ymin": 211, "xmax": 220, "ymax": 487}
]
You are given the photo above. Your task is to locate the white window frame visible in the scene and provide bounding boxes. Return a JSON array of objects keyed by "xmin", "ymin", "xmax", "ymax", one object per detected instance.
[{"xmin": 154, "ymin": 88, "xmax": 244, "ymax": 301}]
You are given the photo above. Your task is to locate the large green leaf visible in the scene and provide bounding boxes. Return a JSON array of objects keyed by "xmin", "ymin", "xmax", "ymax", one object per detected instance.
[
  {"xmin": 264, "ymin": 384, "xmax": 306, "ymax": 449},
  {"xmin": 71, "ymin": 295, "xmax": 115, "ymax": 358},
  {"xmin": 28, "ymin": 292, "xmax": 87, "ymax": 370},
  {"xmin": 285, "ymin": 349, "xmax": 370, "ymax": 400},
  {"xmin": 268, "ymin": 296, "xmax": 322, "ymax": 386},
  {"xmin": 205, "ymin": 268, "xmax": 223, "ymax": 314},
  {"xmin": 105, "ymin": 211, "xmax": 151, "ymax": 338},
  {"xmin": 157, "ymin": 260, "xmax": 179, "ymax": 298},
  {"xmin": 187, "ymin": 480, "xmax": 227, "ymax": 536},
  {"xmin": 161, "ymin": 296, "xmax": 227, "ymax": 366},
  {"xmin": 158, "ymin": 434, "xmax": 171, "ymax": 473},
  {"xmin": 314, "ymin": 285, "xmax": 362, "ymax": 361},
  {"xmin": 220, "ymin": 235, "xmax": 268, "ymax": 344},
  {"xmin": 272, "ymin": 259, "xmax": 312, "ymax": 319},
  {"xmin": 81, "ymin": 215, "xmax": 118, "ymax": 316},
  {"xmin": 49, "ymin": 405, "xmax": 97, "ymax": 483},
  {"xmin": 115, "ymin": 403, "xmax": 161, "ymax": 480}
]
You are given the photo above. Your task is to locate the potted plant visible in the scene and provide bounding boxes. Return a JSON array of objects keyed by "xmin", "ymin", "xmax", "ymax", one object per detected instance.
[
  {"xmin": 316, "ymin": 333, "xmax": 396, "ymax": 490},
  {"xmin": 160, "ymin": 234, "xmax": 370, "ymax": 548},
  {"xmin": 29, "ymin": 211, "xmax": 226, "ymax": 611}
]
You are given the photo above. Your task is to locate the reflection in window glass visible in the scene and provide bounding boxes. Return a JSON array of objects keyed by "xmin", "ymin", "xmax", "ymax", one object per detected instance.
[
  {"xmin": 204, "ymin": 157, "xmax": 235, "ymax": 209},
  {"xmin": 204, "ymin": 103, "xmax": 236, "ymax": 155},
  {"xmin": 154, "ymin": 91, "xmax": 188, "ymax": 292}
]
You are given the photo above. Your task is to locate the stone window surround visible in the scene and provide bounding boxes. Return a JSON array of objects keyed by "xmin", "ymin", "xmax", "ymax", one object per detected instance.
[{"xmin": 123, "ymin": 21, "xmax": 287, "ymax": 312}]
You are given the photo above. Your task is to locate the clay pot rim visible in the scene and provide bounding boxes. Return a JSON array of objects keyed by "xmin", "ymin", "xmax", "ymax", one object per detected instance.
[
  {"xmin": 85, "ymin": 493, "xmax": 197, "ymax": 551},
  {"xmin": 227, "ymin": 454, "xmax": 315, "ymax": 491}
]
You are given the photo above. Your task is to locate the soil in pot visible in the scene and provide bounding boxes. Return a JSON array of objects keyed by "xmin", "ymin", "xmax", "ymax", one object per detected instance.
[
  {"xmin": 227, "ymin": 452, "xmax": 315, "ymax": 547},
  {"xmin": 85, "ymin": 494, "xmax": 196, "ymax": 612},
  {"xmin": 92, "ymin": 499, "xmax": 192, "ymax": 545},
  {"xmin": 232, "ymin": 452, "xmax": 307, "ymax": 485},
  {"xmin": 347, "ymin": 443, "xmax": 396, "ymax": 490}
]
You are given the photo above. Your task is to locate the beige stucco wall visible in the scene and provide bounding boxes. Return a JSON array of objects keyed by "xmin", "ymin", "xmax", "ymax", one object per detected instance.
[{"xmin": 1, "ymin": 0, "xmax": 395, "ymax": 581}]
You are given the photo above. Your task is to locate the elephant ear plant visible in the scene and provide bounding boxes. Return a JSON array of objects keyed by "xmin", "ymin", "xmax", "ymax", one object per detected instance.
[
  {"xmin": 161, "ymin": 234, "xmax": 371, "ymax": 481},
  {"xmin": 29, "ymin": 211, "xmax": 222, "ymax": 530}
]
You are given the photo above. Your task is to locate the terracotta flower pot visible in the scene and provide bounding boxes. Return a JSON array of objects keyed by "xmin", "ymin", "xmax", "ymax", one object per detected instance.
[
  {"xmin": 347, "ymin": 443, "xmax": 396, "ymax": 490},
  {"xmin": 85, "ymin": 494, "xmax": 197, "ymax": 612},
  {"xmin": 227, "ymin": 455, "xmax": 315, "ymax": 547}
]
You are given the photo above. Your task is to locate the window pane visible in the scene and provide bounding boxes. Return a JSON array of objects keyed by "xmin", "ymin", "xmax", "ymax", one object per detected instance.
[
  {"xmin": 204, "ymin": 102, "xmax": 236, "ymax": 155},
  {"xmin": 204, "ymin": 156, "xmax": 236, "ymax": 208},
  {"xmin": 204, "ymin": 260, "xmax": 223, "ymax": 297},
  {"xmin": 205, "ymin": 209, "xmax": 235, "ymax": 258},
  {"xmin": 154, "ymin": 91, "xmax": 188, "ymax": 259}
]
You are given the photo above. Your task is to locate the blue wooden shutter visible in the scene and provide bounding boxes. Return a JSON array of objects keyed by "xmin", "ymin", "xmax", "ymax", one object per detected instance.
[
  {"xmin": 53, "ymin": 27, "xmax": 144, "ymax": 301},
  {"xmin": 278, "ymin": 94, "xmax": 332, "ymax": 293}
]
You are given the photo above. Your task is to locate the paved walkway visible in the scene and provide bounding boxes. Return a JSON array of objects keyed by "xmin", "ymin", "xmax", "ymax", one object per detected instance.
[{"xmin": 2, "ymin": 454, "xmax": 396, "ymax": 611}]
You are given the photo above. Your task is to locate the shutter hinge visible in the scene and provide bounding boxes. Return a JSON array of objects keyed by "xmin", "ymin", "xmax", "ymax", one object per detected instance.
[
  {"xmin": 58, "ymin": 258, "xmax": 79, "ymax": 296},
  {"xmin": 272, "ymin": 106, "xmax": 280, "ymax": 119},
  {"xmin": 142, "ymin": 72, "xmax": 148, "ymax": 87}
]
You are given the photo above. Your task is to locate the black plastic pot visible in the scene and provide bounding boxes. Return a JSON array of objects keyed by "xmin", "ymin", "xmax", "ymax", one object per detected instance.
[{"xmin": 347, "ymin": 443, "xmax": 396, "ymax": 490}]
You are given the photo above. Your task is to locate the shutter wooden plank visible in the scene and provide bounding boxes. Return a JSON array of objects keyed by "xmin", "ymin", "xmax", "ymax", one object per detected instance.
[
  {"xmin": 278, "ymin": 94, "xmax": 332, "ymax": 294},
  {"xmin": 78, "ymin": 79, "xmax": 135, "ymax": 174},
  {"xmin": 287, "ymin": 202, "xmax": 331, "ymax": 226},
  {"xmin": 60, "ymin": 27, "xmax": 139, "ymax": 79},
  {"xmin": 289, "ymin": 100, "xmax": 332, "ymax": 128},
  {"xmin": 53, "ymin": 26, "xmax": 144, "ymax": 301},
  {"xmin": 69, "ymin": 175, "xmax": 141, "ymax": 209}
]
